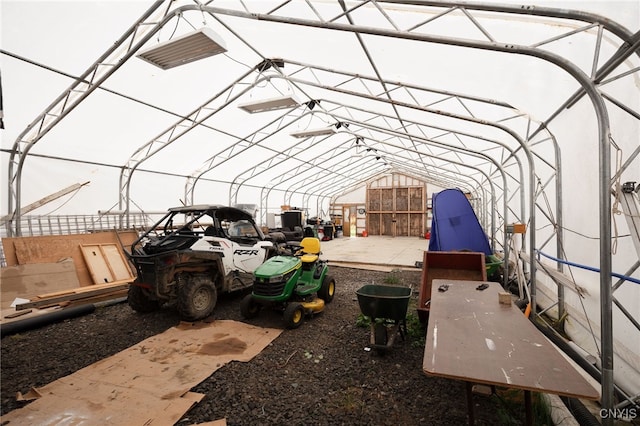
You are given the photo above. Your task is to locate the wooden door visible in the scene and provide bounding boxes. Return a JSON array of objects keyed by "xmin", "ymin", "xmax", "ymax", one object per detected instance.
[{"xmin": 342, "ymin": 206, "xmax": 357, "ymax": 237}]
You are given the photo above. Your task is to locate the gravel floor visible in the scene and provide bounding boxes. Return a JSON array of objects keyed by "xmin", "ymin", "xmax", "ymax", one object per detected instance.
[{"xmin": 1, "ymin": 266, "xmax": 524, "ymax": 425}]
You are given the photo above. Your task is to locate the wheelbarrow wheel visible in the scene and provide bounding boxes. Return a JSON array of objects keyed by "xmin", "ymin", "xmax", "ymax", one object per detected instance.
[
  {"xmin": 374, "ymin": 322, "xmax": 388, "ymax": 354},
  {"xmin": 284, "ymin": 303, "xmax": 305, "ymax": 329}
]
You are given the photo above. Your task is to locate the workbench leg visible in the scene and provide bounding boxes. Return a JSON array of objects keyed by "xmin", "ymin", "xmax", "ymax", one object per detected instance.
[
  {"xmin": 466, "ymin": 382, "xmax": 475, "ymax": 425},
  {"xmin": 524, "ymin": 390, "xmax": 533, "ymax": 426}
]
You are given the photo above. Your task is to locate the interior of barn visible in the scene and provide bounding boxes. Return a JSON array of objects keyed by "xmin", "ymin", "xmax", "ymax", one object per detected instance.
[{"xmin": 1, "ymin": 1, "xmax": 639, "ymax": 424}]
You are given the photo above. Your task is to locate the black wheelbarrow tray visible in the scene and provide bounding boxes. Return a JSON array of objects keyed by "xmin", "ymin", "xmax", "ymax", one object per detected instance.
[{"xmin": 356, "ymin": 284, "xmax": 412, "ymax": 354}]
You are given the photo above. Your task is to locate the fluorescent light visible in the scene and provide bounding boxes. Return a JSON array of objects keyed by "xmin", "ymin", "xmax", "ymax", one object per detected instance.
[
  {"xmin": 238, "ymin": 95, "xmax": 300, "ymax": 113},
  {"xmin": 137, "ymin": 28, "xmax": 227, "ymax": 70},
  {"xmin": 290, "ymin": 126, "xmax": 336, "ymax": 138}
]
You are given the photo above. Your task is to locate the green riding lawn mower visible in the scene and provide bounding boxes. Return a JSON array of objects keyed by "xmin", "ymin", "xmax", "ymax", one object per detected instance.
[{"xmin": 240, "ymin": 237, "xmax": 336, "ymax": 329}]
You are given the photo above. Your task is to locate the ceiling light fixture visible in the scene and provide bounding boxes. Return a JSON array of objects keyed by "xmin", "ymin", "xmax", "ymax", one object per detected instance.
[
  {"xmin": 137, "ymin": 27, "xmax": 227, "ymax": 70},
  {"xmin": 238, "ymin": 95, "xmax": 300, "ymax": 113},
  {"xmin": 290, "ymin": 126, "xmax": 336, "ymax": 138}
]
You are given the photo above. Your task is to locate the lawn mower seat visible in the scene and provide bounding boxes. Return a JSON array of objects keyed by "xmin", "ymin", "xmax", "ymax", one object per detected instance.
[{"xmin": 299, "ymin": 237, "xmax": 321, "ymax": 263}]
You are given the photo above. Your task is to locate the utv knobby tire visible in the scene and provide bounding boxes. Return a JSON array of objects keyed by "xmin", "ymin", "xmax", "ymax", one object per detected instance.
[
  {"xmin": 177, "ymin": 275, "xmax": 217, "ymax": 321},
  {"xmin": 318, "ymin": 274, "xmax": 336, "ymax": 303},
  {"xmin": 128, "ymin": 284, "xmax": 160, "ymax": 313},
  {"xmin": 283, "ymin": 303, "xmax": 305, "ymax": 329},
  {"xmin": 240, "ymin": 294, "xmax": 261, "ymax": 319}
]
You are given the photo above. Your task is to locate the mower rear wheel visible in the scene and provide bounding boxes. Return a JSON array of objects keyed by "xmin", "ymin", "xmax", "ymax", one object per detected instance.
[
  {"xmin": 240, "ymin": 294, "xmax": 261, "ymax": 319},
  {"xmin": 284, "ymin": 303, "xmax": 305, "ymax": 329},
  {"xmin": 318, "ymin": 274, "xmax": 336, "ymax": 303},
  {"xmin": 178, "ymin": 274, "xmax": 217, "ymax": 321}
]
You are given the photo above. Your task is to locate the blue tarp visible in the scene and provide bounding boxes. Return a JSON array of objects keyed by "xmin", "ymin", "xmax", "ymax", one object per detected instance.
[{"xmin": 428, "ymin": 188, "xmax": 492, "ymax": 255}]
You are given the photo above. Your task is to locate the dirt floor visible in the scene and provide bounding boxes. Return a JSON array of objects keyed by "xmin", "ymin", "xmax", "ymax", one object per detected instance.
[{"xmin": 1, "ymin": 266, "xmax": 532, "ymax": 425}]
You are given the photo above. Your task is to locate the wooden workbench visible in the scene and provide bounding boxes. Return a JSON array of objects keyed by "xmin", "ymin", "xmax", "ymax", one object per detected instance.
[{"xmin": 423, "ymin": 279, "xmax": 599, "ymax": 425}]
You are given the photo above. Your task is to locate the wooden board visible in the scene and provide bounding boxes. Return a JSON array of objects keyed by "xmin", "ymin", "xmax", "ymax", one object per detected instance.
[
  {"xmin": 409, "ymin": 213, "xmax": 424, "ymax": 236},
  {"xmin": 368, "ymin": 213, "xmax": 381, "ymax": 235},
  {"xmin": 396, "ymin": 213, "xmax": 409, "ymax": 236},
  {"xmin": 409, "ymin": 187, "xmax": 423, "ymax": 211},
  {"xmin": 396, "ymin": 188, "xmax": 408, "ymax": 210},
  {"xmin": 80, "ymin": 244, "xmax": 133, "ymax": 284},
  {"xmin": 423, "ymin": 280, "xmax": 599, "ymax": 400},
  {"xmin": 2, "ymin": 231, "xmax": 138, "ymax": 287},
  {"xmin": 0, "ymin": 259, "xmax": 80, "ymax": 310},
  {"xmin": 417, "ymin": 251, "xmax": 486, "ymax": 322},
  {"xmin": 16, "ymin": 281, "xmax": 130, "ymax": 310}
]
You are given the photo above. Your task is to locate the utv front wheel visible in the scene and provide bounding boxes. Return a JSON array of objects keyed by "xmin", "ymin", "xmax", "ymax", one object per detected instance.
[
  {"xmin": 318, "ymin": 275, "xmax": 336, "ymax": 303},
  {"xmin": 284, "ymin": 303, "xmax": 305, "ymax": 329},
  {"xmin": 178, "ymin": 275, "xmax": 217, "ymax": 321},
  {"xmin": 128, "ymin": 284, "xmax": 160, "ymax": 313},
  {"xmin": 240, "ymin": 294, "xmax": 261, "ymax": 319}
]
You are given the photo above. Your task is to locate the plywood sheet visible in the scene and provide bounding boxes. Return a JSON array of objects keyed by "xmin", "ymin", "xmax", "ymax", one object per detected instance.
[
  {"xmin": 368, "ymin": 213, "xmax": 381, "ymax": 235},
  {"xmin": 101, "ymin": 244, "xmax": 133, "ymax": 280},
  {"xmin": 396, "ymin": 213, "xmax": 409, "ymax": 236},
  {"xmin": 80, "ymin": 244, "xmax": 133, "ymax": 284},
  {"xmin": 368, "ymin": 188, "xmax": 381, "ymax": 211},
  {"xmin": 423, "ymin": 280, "xmax": 599, "ymax": 399},
  {"xmin": 382, "ymin": 213, "xmax": 393, "ymax": 236},
  {"xmin": 2, "ymin": 320, "xmax": 283, "ymax": 426},
  {"xmin": 409, "ymin": 213, "xmax": 424, "ymax": 237},
  {"xmin": 409, "ymin": 187, "xmax": 424, "ymax": 211},
  {"xmin": 0, "ymin": 259, "xmax": 79, "ymax": 310},
  {"xmin": 417, "ymin": 251, "xmax": 486, "ymax": 322},
  {"xmin": 381, "ymin": 188, "xmax": 393, "ymax": 211},
  {"xmin": 396, "ymin": 188, "xmax": 408, "ymax": 211},
  {"xmin": 2, "ymin": 231, "xmax": 138, "ymax": 287}
]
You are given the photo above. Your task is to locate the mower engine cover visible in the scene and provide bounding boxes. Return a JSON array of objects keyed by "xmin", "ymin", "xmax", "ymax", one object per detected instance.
[{"xmin": 252, "ymin": 255, "xmax": 302, "ymax": 300}]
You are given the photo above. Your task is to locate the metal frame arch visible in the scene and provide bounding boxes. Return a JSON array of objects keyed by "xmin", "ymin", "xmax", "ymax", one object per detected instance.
[
  {"xmin": 291, "ymin": 132, "xmax": 504, "ymax": 250},
  {"xmin": 322, "ymin": 105, "xmax": 524, "ymax": 220},
  {"xmin": 221, "ymin": 85, "xmax": 528, "ymax": 238},
  {"xmin": 315, "ymin": 163, "xmax": 485, "ymax": 228},
  {"xmin": 118, "ymin": 65, "xmax": 264, "ymax": 222},
  {"xmin": 6, "ymin": 0, "xmax": 171, "ymax": 235},
  {"xmin": 228, "ymin": 130, "xmax": 357, "ymax": 207},
  {"xmin": 226, "ymin": 98, "xmax": 520, "ymax": 230},
  {"xmin": 185, "ymin": 109, "xmax": 335, "ymax": 205},
  {"xmin": 305, "ymin": 154, "xmax": 497, "ymax": 240},
  {"xmin": 186, "ymin": 5, "xmax": 616, "ymax": 409},
  {"xmin": 273, "ymin": 133, "xmax": 493, "ymax": 222}
]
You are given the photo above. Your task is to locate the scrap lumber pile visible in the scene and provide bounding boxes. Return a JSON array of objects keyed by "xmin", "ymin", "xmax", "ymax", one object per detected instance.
[{"xmin": 1, "ymin": 231, "xmax": 138, "ymax": 324}]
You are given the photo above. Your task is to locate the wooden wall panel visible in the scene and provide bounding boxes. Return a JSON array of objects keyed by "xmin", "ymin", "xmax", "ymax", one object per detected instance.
[
  {"xmin": 396, "ymin": 188, "xmax": 408, "ymax": 211},
  {"xmin": 410, "ymin": 187, "xmax": 424, "ymax": 211},
  {"xmin": 382, "ymin": 214, "xmax": 394, "ymax": 236},
  {"xmin": 365, "ymin": 173, "xmax": 427, "ymax": 237},
  {"xmin": 396, "ymin": 213, "xmax": 409, "ymax": 236},
  {"xmin": 410, "ymin": 213, "xmax": 424, "ymax": 236},
  {"xmin": 381, "ymin": 188, "xmax": 394, "ymax": 211},
  {"xmin": 368, "ymin": 189, "xmax": 381, "ymax": 211},
  {"xmin": 368, "ymin": 213, "xmax": 381, "ymax": 235}
]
